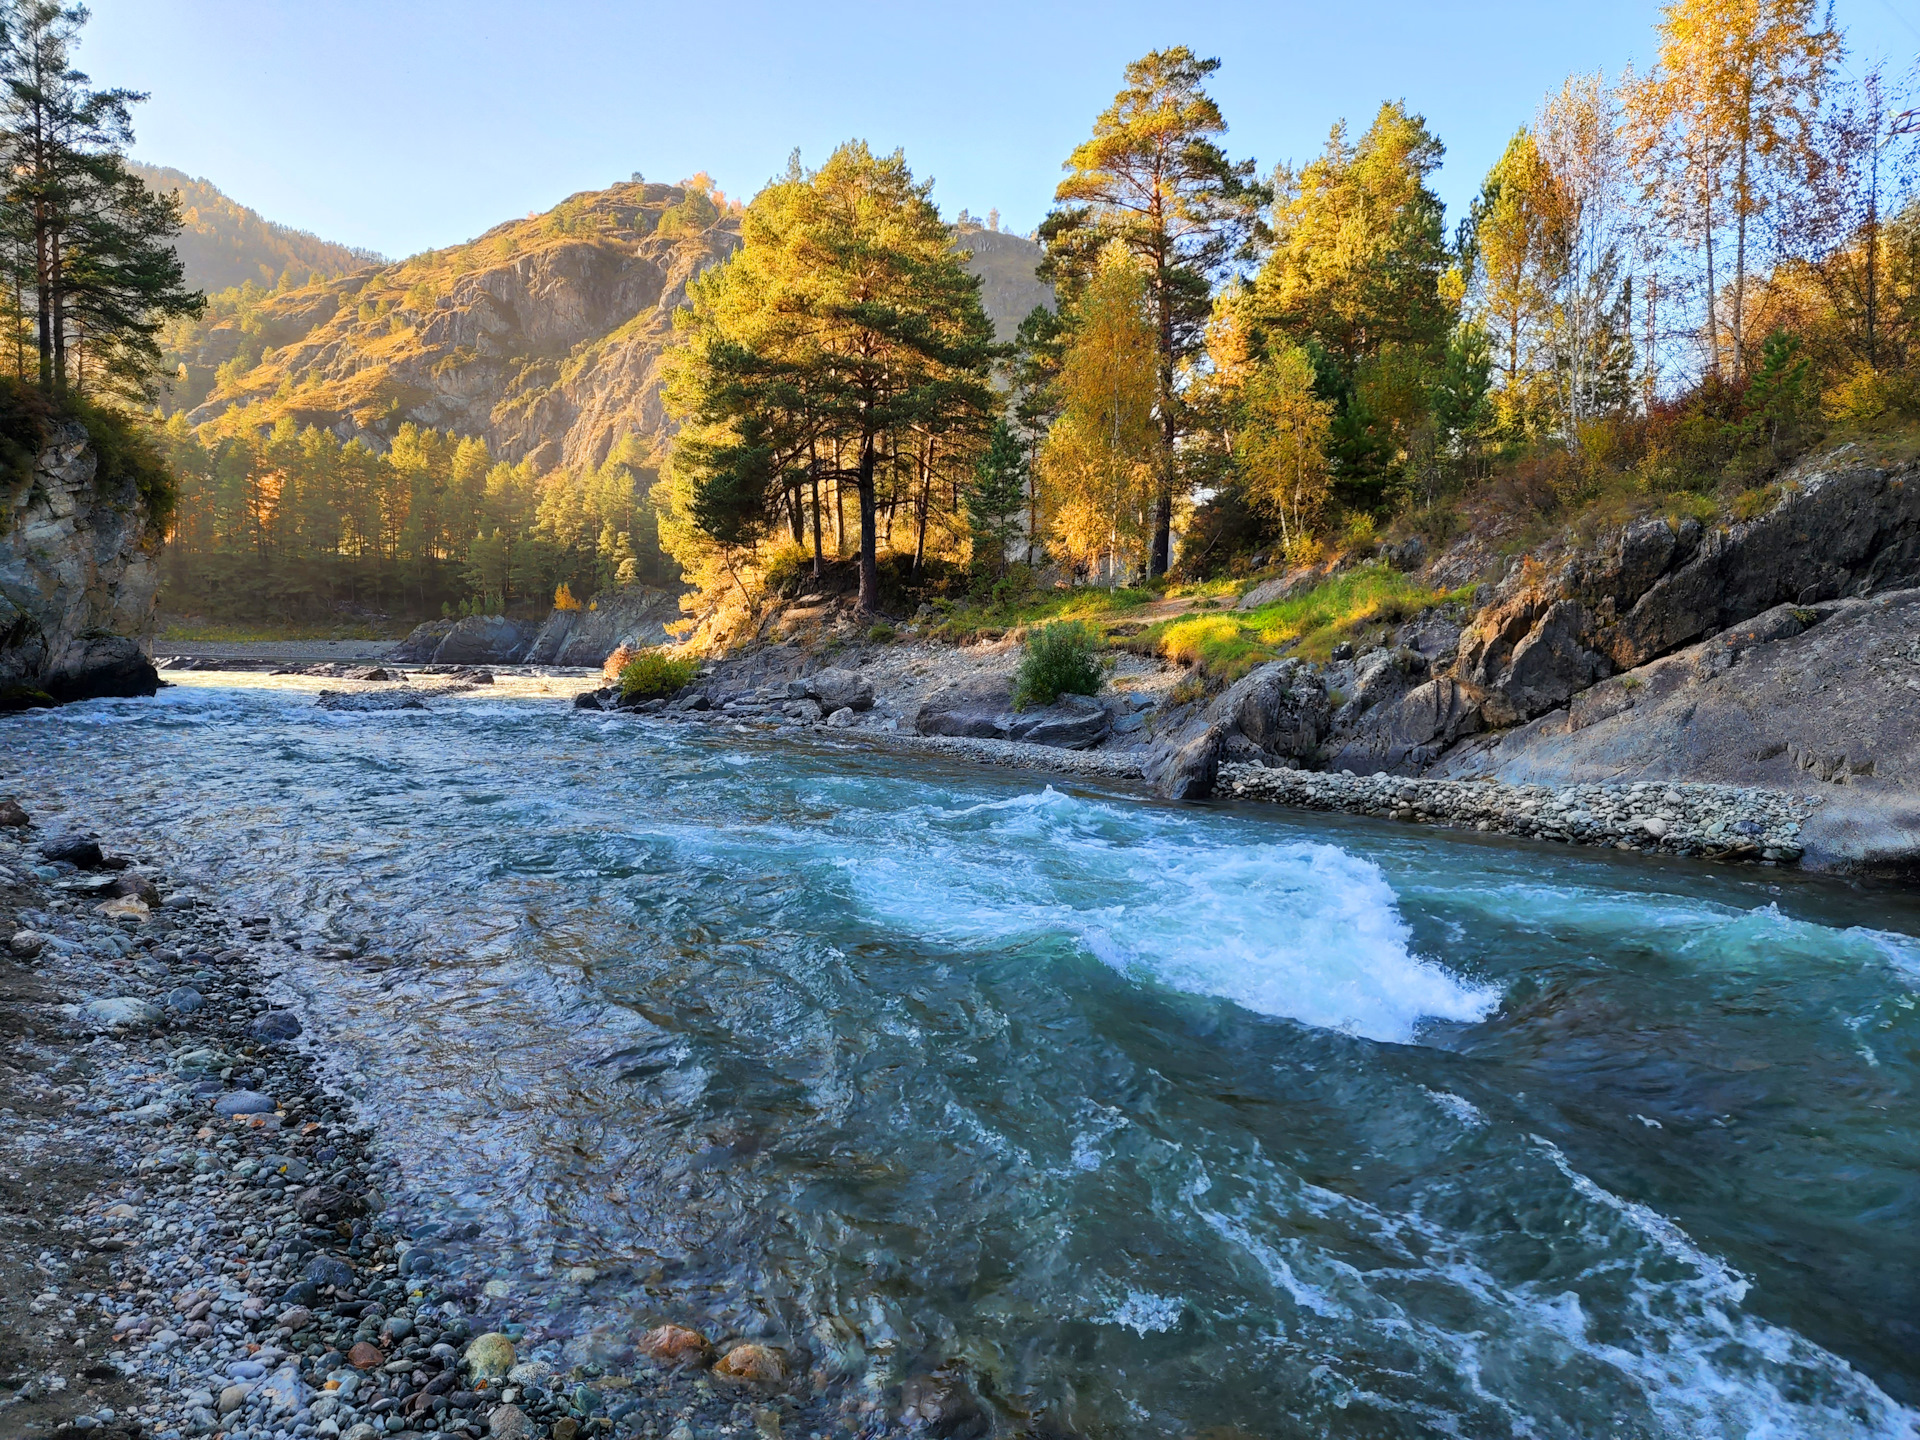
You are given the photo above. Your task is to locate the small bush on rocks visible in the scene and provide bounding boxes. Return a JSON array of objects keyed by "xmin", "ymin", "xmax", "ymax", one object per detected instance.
[
  {"xmin": 1013, "ymin": 621, "xmax": 1103, "ymax": 710},
  {"xmin": 618, "ymin": 650, "xmax": 699, "ymax": 700}
]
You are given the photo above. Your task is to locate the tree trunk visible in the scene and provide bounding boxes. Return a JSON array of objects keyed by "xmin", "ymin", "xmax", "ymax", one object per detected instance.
[
  {"xmin": 1150, "ymin": 249, "xmax": 1176, "ymax": 578},
  {"xmin": 911, "ymin": 438, "xmax": 932, "ymax": 576},
  {"xmin": 50, "ymin": 227, "xmax": 65, "ymax": 394},
  {"xmin": 33, "ymin": 207, "xmax": 52, "ymax": 393},
  {"xmin": 809, "ymin": 465, "xmax": 824, "ymax": 579},
  {"xmin": 857, "ymin": 434, "xmax": 879, "ymax": 613}
]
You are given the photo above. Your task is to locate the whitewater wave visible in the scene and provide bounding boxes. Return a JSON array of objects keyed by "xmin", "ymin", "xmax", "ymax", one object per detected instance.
[{"xmin": 847, "ymin": 785, "xmax": 1499, "ymax": 1044}]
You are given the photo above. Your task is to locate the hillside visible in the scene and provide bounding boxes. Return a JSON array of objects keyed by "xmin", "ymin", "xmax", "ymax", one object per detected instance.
[
  {"xmin": 174, "ymin": 181, "xmax": 742, "ymax": 470},
  {"xmin": 955, "ymin": 223, "xmax": 1054, "ymax": 339},
  {"xmin": 170, "ymin": 182, "xmax": 1055, "ymax": 473},
  {"xmin": 131, "ymin": 164, "xmax": 382, "ymax": 294}
]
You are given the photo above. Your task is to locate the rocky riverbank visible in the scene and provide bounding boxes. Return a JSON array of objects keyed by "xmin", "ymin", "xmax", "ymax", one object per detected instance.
[
  {"xmin": 1219, "ymin": 766, "xmax": 1812, "ymax": 862},
  {"xmin": 0, "ymin": 800, "xmax": 919, "ymax": 1440}
]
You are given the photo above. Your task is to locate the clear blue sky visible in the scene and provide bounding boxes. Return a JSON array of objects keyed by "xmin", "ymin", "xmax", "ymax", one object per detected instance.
[{"xmin": 85, "ymin": 0, "xmax": 1920, "ymax": 262}]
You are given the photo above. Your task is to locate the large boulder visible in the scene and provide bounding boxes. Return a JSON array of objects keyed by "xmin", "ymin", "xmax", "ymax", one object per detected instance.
[
  {"xmin": 1145, "ymin": 724, "xmax": 1223, "ymax": 801},
  {"xmin": 1006, "ymin": 693, "xmax": 1110, "ymax": 748},
  {"xmin": 387, "ymin": 620, "xmax": 453, "ymax": 663},
  {"xmin": 913, "ymin": 678, "xmax": 1110, "ymax": 749},
  {"xmin": 432, "ymin": 615, "xmax": 533, "ymax": 665},
  {"xmin": 914, "ymin": 680, "xmax": 1011, "ymax": 739},
  {"xmin": 804, "ymin": 666, "xmax": 874, "ymax": 713},
  {"xmin": 1325, "ymin": 678, "xmax": 1483, "ymax": 775},
  {"xmin": 42, "ymin": 634, "xmax": 159, "ymax": 702}
]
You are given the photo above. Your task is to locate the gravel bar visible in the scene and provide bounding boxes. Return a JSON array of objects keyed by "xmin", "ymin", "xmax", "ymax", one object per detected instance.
[
  {"xmin": 0, "ymin": 803, "xmax": 918, "ymax": 1440},
  {"xmin": 1220, "ymin": 762, "xmax": 1813, "ymax": 862}
]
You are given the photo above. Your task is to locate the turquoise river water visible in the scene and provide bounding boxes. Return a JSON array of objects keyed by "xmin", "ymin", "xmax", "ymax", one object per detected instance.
[{"xmin": 6, "ymin": 677, "xmax": 1919, "ymax": 1439}]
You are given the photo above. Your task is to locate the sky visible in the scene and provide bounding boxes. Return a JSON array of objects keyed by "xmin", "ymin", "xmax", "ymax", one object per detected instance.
[{"xmin": 84, "ymin": 0, "xmax": 1920, "ymax": 262}]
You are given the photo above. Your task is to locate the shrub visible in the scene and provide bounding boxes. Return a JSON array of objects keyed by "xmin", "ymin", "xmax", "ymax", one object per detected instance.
[
  {"xmin": 867, "ymin": 622, "xmax": 896, "ymax": 643},
  {"xmin": 617, "ymin": 649, "xmax": 699, "ymax": 700},
  {"xmin": 1013, "ymin": 620, "xmax": 1103, "ymax": 710},
  {"xmin": 762, "ymin": 541, "xmax": 813, "ymax": 598},
  {"xmin": 1281, "ymin": 533, "xmax": 1324, "ymax": 569},
  {"xmin": 554, "ymin": 582, "xmax": 583, "ymax": 611}
]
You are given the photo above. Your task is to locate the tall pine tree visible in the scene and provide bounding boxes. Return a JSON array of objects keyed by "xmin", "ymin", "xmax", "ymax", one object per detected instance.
[
  {"xmin": 0, "ymin": 1, "xmax": 202, "ymax": 399},
  {"xmin": 1041, "ymin": 48, "xmax": 1265, "ymax": 577}
]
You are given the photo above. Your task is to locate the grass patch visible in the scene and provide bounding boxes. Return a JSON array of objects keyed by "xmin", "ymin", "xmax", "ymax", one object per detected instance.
[
  {"xmin": 1142, "ymin": 566, "xmax": 1472, "ymax": 680},
  {"xmin": 926, "ymin": 581, "xmax": 1157, "ymax": 643}
]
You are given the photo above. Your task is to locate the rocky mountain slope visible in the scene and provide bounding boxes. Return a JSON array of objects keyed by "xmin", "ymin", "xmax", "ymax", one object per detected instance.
[
  {"xmin": 131, "ymin": 164, "xmax": 382, "ymax": 294},
  {"xmin": 174, "ymin": 181, "xmax": 741, "ymax": 472},
  {"xmin": 1, "ymin": 418, "xmax": 164, "ymax": 707},
  {"xmin": 170, "ymin": 185, "xmax": 1053, "ymax": 474}
]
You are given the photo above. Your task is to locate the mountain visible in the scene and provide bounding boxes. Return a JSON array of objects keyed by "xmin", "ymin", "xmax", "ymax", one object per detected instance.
[
  {"xmin": 170, "ymin": 181, "xmax": 1054, "ymax": 474},
  {"xmin": 131, "ymin": 164, "xmax": 383, "ymax": 294},
  {"xmin": 955, "ymin": 223, "xmax": 1055, "ymax": 340}
]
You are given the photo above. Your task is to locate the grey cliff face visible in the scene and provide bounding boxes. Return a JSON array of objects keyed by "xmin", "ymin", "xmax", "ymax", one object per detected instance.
[{"xmin": 1, "ymin": 419, "xmax": 161, "ymax": 706}]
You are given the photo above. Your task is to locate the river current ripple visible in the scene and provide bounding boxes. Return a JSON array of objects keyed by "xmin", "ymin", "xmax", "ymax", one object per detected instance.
[{"xmin": 8, "ymin": 676, "xmax": 1920, "ymax": 1439}]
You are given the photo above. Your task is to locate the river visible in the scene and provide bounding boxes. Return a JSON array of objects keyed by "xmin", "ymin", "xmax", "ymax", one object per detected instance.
[{"xmin": 7, "ymin": 675, "xmax": 1918, "ymax": 1439}]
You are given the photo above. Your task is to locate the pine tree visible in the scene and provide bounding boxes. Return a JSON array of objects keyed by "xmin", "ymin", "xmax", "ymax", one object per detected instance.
[
  {"xmin": 664, "ymin": 142, "xmax": 997, "ymax": 612},
  {"xmin": 965, "ymin": 419, "xmax": 1027, "ymax": 572},
  {"xmin": 0, "ymin": 1, "xmax": 202, "ymax": 398},
  {"xmin": 1041, "ymin": 48, "xmax": 1264, "ymax": 577}
]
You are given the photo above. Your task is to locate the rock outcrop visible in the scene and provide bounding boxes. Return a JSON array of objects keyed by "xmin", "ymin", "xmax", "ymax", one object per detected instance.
[
  {"xmin": 1, "ymin": 419, "xmax": 162, "ymax": 708},
  {"xmin": 1431, "ymin": 588, "xmax": 1920, "ymax": 876},
  {"xmin": 524, "ymin": 585, "xmax": 683, "ymax": 667},
  {"xmin": 1453, "ymin": 450, "xmax": 1920, "ymax": 729},
  {"xmin": 387, "ymin": 615, "xmax": 534, "ymax": 666}
]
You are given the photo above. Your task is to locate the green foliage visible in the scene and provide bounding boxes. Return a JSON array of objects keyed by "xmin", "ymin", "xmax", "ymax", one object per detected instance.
[
  {"xmin": 1013, "ymin": 619, "xmax": 1104, "ymax": 708},
  {"xmin": 965, "ymin": 418, "xmax": 1028, "ymax": 571},
  {"xmin": 617, "ymin": 649, "xmax": 698, "ymax": 700},
  {"xmin": 866, "ymin": 621, "xmax": 896, "ymax": 643}
]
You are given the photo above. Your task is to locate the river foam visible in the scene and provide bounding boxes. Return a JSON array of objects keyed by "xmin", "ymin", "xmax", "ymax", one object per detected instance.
[{"xmin": 844, "ymin": 785, "xmax": 1499, "ymax": 1044}]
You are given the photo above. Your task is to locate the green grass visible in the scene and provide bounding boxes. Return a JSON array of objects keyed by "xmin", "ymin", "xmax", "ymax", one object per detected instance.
[
  {"xmin": 925, "ymin": 582, "xmax": 1158, "ymax": 641},
  {"xmin": 1141, "ymin": 566, "xmax": 1472, "ymax": 680}
]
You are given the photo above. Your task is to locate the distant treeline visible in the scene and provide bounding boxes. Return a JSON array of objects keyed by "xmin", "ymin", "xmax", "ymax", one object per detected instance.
[{"xmin": 153, "ymin": 415, "xmax": 673, "ymax": 622}]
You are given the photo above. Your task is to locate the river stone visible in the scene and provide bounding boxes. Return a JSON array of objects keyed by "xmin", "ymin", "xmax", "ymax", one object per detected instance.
[
  {"xmin": 348, "ymin": 1341, "xmax": 385, "ymax": 1370},
  {"xmin": 217, "ymin": 1385, "xmax": 250, "ymax": 1415},
  {"xmin": 488, "ymin": 1404, "xmax": 533, "ymax": 1440},
  {"xmin": 465, "ymin": 1332, "xmax": 516, "ymax": 1379},
  {"xmin": 166, "ymin": 985, "xmax": 205, "ymax": 1013},
  {"xmin": 278, "ymin": 1305, "xmax": 313, "ymax": 1332},
  {"xmin": 805, "ymin": 667, "xmax": 874, "ymax": 712},
  {"xmin": 106, "ymin": 872, "xmax": 161, "ymax": 905},
  {"xmin": 253, "ymin": 1009, "xmax": 301, "ymax": 1040},
  {"xmin": 713, "ymin": 1344, "xmax": 787, "ymax": 1384},
  {"xmin": 638, "ymin": 1325, "xmax": 708, "ymax": 1364},
  {"xmin": 8, "ymin": 929, "xmax": 47, "ymax": 958},
  {"xmin": 0, "ymin": 798, "xmax": 27, "ymax": 827},
  {"xmin": 258, "ymin": 1363, "xmax": 307, "ymax": 1413},
  {"xmin": 306, "ymin": 1253, "xmax": 355, "ymax": 1289},
  {"xmin": 825, "ymin": 706, "xmax": 855, "ymax": 728},
  {"xmin": 41, "ymin": 834, "xmax": 106, "ymax": 868},
  {"xmin": 342, "ymin": 1425, "xmax": 379, "ymax": 1440},
  {"xmin": 215, "ymin": 1090, "xmax": 275, "ymax": 1116},
  {"xmin": 78, "ymin": 996, "xmax": 161, "ymax": 1028}
]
